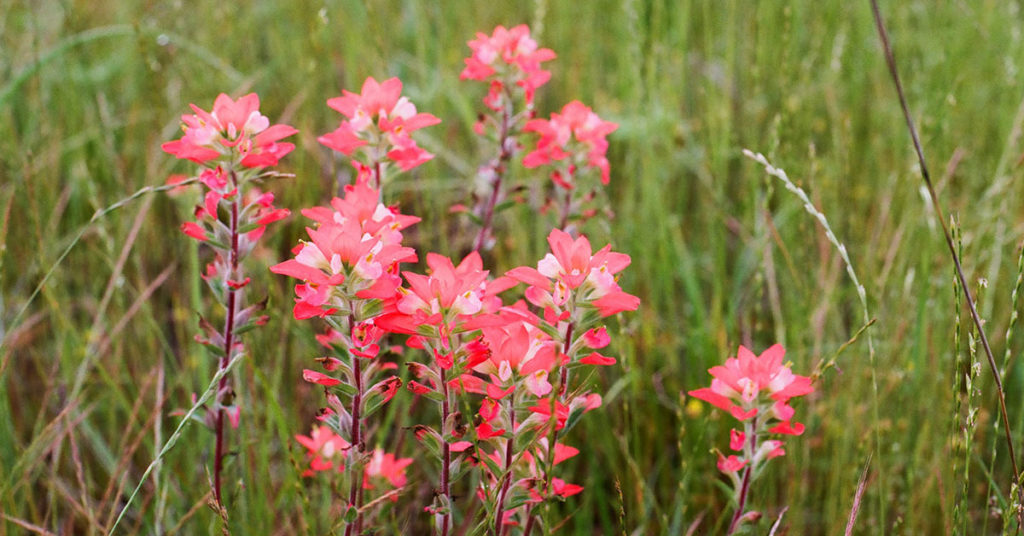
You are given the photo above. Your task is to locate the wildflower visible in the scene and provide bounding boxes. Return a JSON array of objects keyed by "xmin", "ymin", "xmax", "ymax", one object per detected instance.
[
  {"xmin": 163, "ymin": 92, "xmax": 294, "ymax": 505},
  {"xmin": 296, "ymin": 425, "xmax": 351, "ymax": 475},
  {"xmin": 523, "ymin": 100, "xmax": 617, "ymax": 185},
  {"xmin": 507, "ymin": 229, "xmax": 639, "ymax": 317},
  {"xmin": 688, "ymin": 344, "xmax": 813, "ymax": 423},
  {"xmin": 270, "ymin": 183, "xmax": 418, "ymax": 320},
  {"xmin": 688, "ymin": 344, "xmax": 814, "ymax": 533},
  {"xmin": 363, "ymin": 448, "xmax": 414, "ymax": 489},
  {"xmin": 473, "ymin": 322, "xmax": 558, "ymax": 397},
  {"xmin": 319, "ymin": 76, "xmax": 440, "ymax": 175},
  {"xmin": 162, "ymin": 93, "xmax": 296, "ymax": 167},
  {"xmin": 461, "ymin": 24, "xmax": 556, "ymax": 107}
]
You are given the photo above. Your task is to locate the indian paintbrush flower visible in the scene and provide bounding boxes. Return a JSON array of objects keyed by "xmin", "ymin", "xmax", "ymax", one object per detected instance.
[{"xmin": 688, "ymin": 344, "xmax": 814, "ymax": 534}]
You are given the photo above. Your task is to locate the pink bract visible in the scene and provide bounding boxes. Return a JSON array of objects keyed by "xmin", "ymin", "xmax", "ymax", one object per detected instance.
[
  {"xmin": 162, "ymin": 93, "xmax": 296, "ymax": 168},
  {"xmin": 507, "ymin": 229, "xmax": 639, "ymax": 316},
  {"xmin": 460, "ymin": 24, "xmax": 556, "ymax": 104},
  {"xmin": 363, "ymin": 448, "xmax": 414, "ymax": 489},
  {"xmin": 522, "ymin": 100, "xmax": 618, "ymax": 185},
  {"xmin": 319, "ymin": 76, "xmax": 440, "ymax": 172},
  {"xmin": 295, "ymin": 425, "xmax": 350, "ymax": 474}
]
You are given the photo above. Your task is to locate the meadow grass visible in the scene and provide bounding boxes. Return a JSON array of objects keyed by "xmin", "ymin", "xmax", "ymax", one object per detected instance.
[{"xmin": 4, "ymin": 0, "xmax": 1024, "ymax": 533}]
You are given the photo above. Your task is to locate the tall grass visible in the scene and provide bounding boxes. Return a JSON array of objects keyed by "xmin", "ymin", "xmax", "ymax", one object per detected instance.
[{"xmin": 4, "ymin": 0, "xmax": 1024, "ymax": 533}]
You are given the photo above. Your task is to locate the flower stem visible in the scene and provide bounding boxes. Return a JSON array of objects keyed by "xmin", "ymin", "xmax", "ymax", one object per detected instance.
[
  {"xmin": 521, "ymin": 506, "xmax": 538, "ymax": 536},
  {"xmin": 558, "ymin": 174, "xmax": 574, "ymax": 233},
  {"xmin": 727, "ymin": 419, "xmax": 758, "ymax": 535},
  {"xmin": 374, "ymin": 161, "xmax": 384, "ymax": 201},
  {"xmin": 492, "ymin": 392, "xmax": 516, "ymax": 536},
  {"xmin": 542, "ymin": 322, "xmax": 574, "ymax": 513},
  {"xmin": 213, "ymin": 180, "xmax": 241, "ymax": 506},
  {"xmin": 439, "ymin": 365, "xmax": 452, "ymax": 536},
  {"xmin": 345, "ymin": 315, "xmax": 365, "ymax": 536},
  {"xmin": 473, "ymin": 88, "xmax": 516, "ymax": 252}
]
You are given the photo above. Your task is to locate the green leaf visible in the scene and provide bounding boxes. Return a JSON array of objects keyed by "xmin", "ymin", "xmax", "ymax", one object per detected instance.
[{"xmin": 343, "ymin": 504, "xmax": 358, "ymax": 523}]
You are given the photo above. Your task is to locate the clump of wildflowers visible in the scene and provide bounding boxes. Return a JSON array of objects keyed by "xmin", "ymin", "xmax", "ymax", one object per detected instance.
[
  {"xmin": 319, "ymin": 76, "xmax": 440, "ymax": 193},
  {"xmin": 458, "ymin": 24, "xmax": 619, "ymax": 251},
  {"xmin": 688, "ymin": 344, "xmax": 814, "ymax": 534},
  {"xmin": 273, "ymin": 179, "xmax": 419, "ymax": 534},
  {"xmin": 162, "ymin": 92, "xmax": 295, "ymax": 505},
  {"xmin": 425, "ymin": 229, "xmax": 637, "ymax": 533},
  {"xmin": 278, "ymin": 76, "xmax": 441, "ymax": 533},
  {"xmin": 374, "ymin": 250, "xmax": 516, "ymax": 535}
]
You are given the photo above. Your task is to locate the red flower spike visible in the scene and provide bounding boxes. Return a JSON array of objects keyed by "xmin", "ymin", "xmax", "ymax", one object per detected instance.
[{"xmin": 163, "ymin": 93, "xmax": 296, "ymax": 168}]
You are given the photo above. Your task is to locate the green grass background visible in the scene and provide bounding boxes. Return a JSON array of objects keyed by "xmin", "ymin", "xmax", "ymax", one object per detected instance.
[{"xmin": 3, "ymin": 0, "xmax": 1024, "ymax": 533}]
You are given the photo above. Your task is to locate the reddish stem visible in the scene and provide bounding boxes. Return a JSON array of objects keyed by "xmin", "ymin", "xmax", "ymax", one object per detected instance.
[
  {"xmin": 345, "ymin": 318, "xmax": 365, "ymax": 536},
  {"xmin": 473, "ymin": 89, "xmax": 516, "ymax": 252},
  {"xmin": 213, "ymin": 184, "xmax": 241, "ymax": 505},
  {"xmin": 439, "ymin": 366, "xmax": 452, "ymax": 536},
  {"xmin": 542, "ymin": 323, "xmax": 574, "ymax": 496},
  {"xmin": 374, "ymin": 161, "xmax": 384, "ymax": 200},
  {"xmin": 557, "ymin": 175, "xmax": 574, "ymax": 233},
  {"xmin": 521, "ymin": 506, "xmax": 538, "ymax": 536},
  {"xmin": 727, "ymin": 419, "xmax": 758, "ymax": 535},
  {"xmin": 492, "ymin": 392, "xmax": 516, "ymax": 536}
]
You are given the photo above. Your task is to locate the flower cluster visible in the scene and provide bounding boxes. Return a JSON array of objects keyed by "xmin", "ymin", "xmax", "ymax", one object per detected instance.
[
  {"xmin": 458, "ymin": 25, "xmax": 559, "ymax": 252},
  {"xmin": 166, "ymin": 25, "xmax": 641, "ymax": 536},
  {"xmin": 163, "ymin": 93, "xmax": 296, "ymax": 504},
  {"xmin": 271, "ymin": 180, "xmax": 419, "ymax": 320},
  {"xmin": 460, "ymin": 24, "xmax": 555, "ymax": 111},
  {"xmin": 688, "ymin": 344, "xmax": 814, "ymax": 533},
  {"xmin": 281, "ymin": 83, "xmax": 441, "ymax": 531},
  {"xmin": 162, "ymin": 93, "xmax": 296, "ymax": 168},
  {"xmin": 295, "ymin": 425, "xmax": 412, "ymax": 498},
  {"xmin": 523, "ymin": 100, "xmax": 618, "ymax": 187},
  {"xmin": 452, "ymin": 229, "xmax": 638, "ymax": 531},
  {"xmin": 319, "ymin": 77, "xmax": 440, "ymax": 190},
  {"xmin": 274, "ymin": 181, "xmax": 419, "ymax": 530},
  {"xmin": 459, "ymin": 24, "xmax": 619, "ymax": 251}
]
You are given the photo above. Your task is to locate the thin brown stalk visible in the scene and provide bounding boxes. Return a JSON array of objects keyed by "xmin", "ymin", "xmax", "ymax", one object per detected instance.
[
  {"xmin": 767, "ymin": 506, "xmax": 789, "ymax": 536},
  {"xmin": 65, "ymin": 412, "xmax": 97, "ymax": 530},
  {"xmin": 0, "ymin": 514, "xmax": 57, "ymax": 536},
  {"xmin": 684, "ymin": 511, "xmax": 706, "ymax": 536},
  {"xmin": 521, "ymin": 507, "xmax": 538, "ymax": 536},
  {"xmin": 165, "ymin": 491, "xmax": 215, "ymax": 536},
  {"xmin": 869, "ymin": 0, "xmax": 1022, "ymax": 519},
  {"xmin": 100, "ymin": 370, "xmax": 162, "ymax": 528},
  {"xmin": 358, "ymin": 487, "xmax": 404, "ymax": 513},
  {"xmin": 845, "ymin": 455, "xmax": 872, "ymax": 536}
]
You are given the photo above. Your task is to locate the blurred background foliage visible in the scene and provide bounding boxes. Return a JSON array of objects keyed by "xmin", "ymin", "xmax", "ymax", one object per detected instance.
[{"xmin": 4, "ymin": 0, "xmax": 1024, "ymax": 533}]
